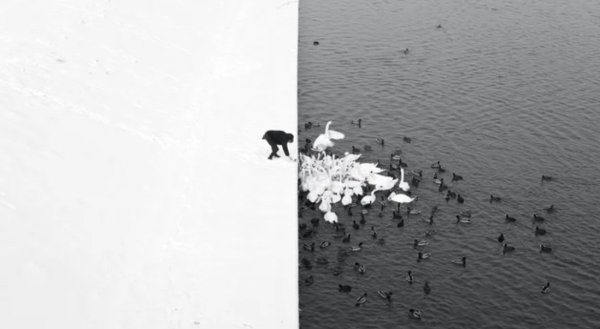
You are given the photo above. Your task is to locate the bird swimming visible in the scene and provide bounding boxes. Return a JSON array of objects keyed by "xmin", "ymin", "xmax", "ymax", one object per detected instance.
[
  {"xmin": 312, "ymin": 121, "xmax": 345, "ymax": 152},
  {"xmin": 541, "ymin": 175, "xmax": 554, "ymax": 182},
  {"xmin": 490, "ymin": 195, "xmax": 502, "ymax": 202},
  {"xmin": 338, "ymin": 284, "xmax": 352, "ymax": 293},
  {"xmin": 423, "ymin": 281, "xmax": 431, "ymax": 295},
  {"xmin": 457, "ymin": 194, "xmax": 464, "ymax": 204},
  {"xmin": 319, "ymin": 241, "xmax": 331, "ymax": 249},
  {"xmin": 414, "ymin": 239, "xmax": 429, "ymax": 247},
  {"xmin": 409, "ymin": 309, "xmax": 422, "ymax": 320},
  {"xmin": 350, "ymin": 242, "xmax": 364, "ymax": 252},
  {"xmin": 497, "ymin": 233, "xmax": 505, "ymax": 243},
  {"xmin": 355, "ymin": 292, "xmax": 368, "ymax": 306},
  {"xmin": 503, "ymin": 243, "xmax": 516, "ymax": 254},
  {"xmin": 342, "ymin": 233, "xmax": 351, "ymax": 243},
  {"xmin": 505, "ymin": 214, "xmax": 517, "ymax": 222},
  {"xmin": 452, "ymin": 256, "xmax": 467, "ymax": 267},
  {"xmin": 533, "ymin": 214, "xmax": 546, "ymax": 222},
  {"xmin": 452, "ymin": 173, "xmax": 463, "ymax": 181},
  {"xmin": 535, "ymin": 226, "xmax": 547, "ymax": 236},
  {"xmin": 545, "ymin": 204, "xmax": 556, "ymax": 213},
  {"xmin": 540, "ymin": 244, "xmax": 553, "ymax": 253},
  {"xmin": 406, "ymin": 270, "xmax": 414, "ymax": 284},
  {"xmin": 403, "ymin": 136, "xmax": 412, "ymax": 143},
  {"xmin": 541, "ymin": 282, "xmax": 550, "ymax": 294},
  {"xmin": 398, "ymin": 168, "xmax": 410, "ymax": 192},
  {"xmin": 377, "ymin": 290, "xmax": 393, "ymax": 302},
  {"xmin": 370, "ymin": 226, "xmax": 377, "ymax": 239}
]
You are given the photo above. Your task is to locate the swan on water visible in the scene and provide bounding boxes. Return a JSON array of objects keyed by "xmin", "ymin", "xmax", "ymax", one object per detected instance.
[
  {"xmin": 398, "ymin": 167, "xmax": 410, "ymax": 192},
  {"xmin": 312, "ymin": 121, "xmax": 345, "ymax": 152}
]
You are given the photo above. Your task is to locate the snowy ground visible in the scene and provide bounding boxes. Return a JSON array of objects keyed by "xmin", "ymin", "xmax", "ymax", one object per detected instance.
[{"xmin": 0, "ymin": 1, "xmax": 297, "ymax": 328}]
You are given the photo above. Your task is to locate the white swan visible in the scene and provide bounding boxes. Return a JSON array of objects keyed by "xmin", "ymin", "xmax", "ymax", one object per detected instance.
[
  {"xmin": 361, "ymin": 188, "xmax": 380, "ymax": 206},
  {"xmin": 398, "ymin": 168, "xmax": 410, "ymax": 192},
  {"xmin": 312, "ymin": 121, "xmax": 345, "ymax": 152},
  {"xmin": 388, "ymin": 192, "xmax": 416, "ymax": 204},
  {"xmin": 324, "ymin": 211, "xmax": 338, "ymax": 223}
]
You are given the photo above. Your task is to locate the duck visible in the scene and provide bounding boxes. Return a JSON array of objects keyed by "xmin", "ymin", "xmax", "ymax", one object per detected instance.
[
  {"xmin": 505, "ymin": 214, "xmax": 517, "ymax": 222},
  {"xmin": 452, "ymin": 256, "xmax": 467, "ymax": 267},
  {"xmin": 376, "ymin": 137, "xmax": 385, "ymax": 145},
  {"xmin": 456, "ymin": 215, "xmax": 470, "ymax": 224},
  {"xmin": 355, "ymin": 293, "xmax": 368, "ymax": 306},
  {"xmin": 541, "ymin": 175, "xmax": 554, "ymax": 182},
  {"xmin": 406, "ymin": 270, "xmax": 414, "ymax": 284},
  {"xmin": 535, "ymin": 226, "xmax": 547, "ymax": 236},
  {"xmin": 352, "ymin": 220, "xmax": 360, "ymax": 230},
  {"xmin": 313, "ymin": 41, "xmax": 319, "ymax": 46},
  {"xmin": 360, "ymin": 212, "xmax": 367, "ymax": 225},
  {"xmin": 350, "ymin": 242, "xmax": 364, "ymax": 252},
  {"xmin": 370, "ymin": 226, "xmax": 378, "ymax": 239},
  {"xmin": 403, "ymin": 136, "xmax": 412, "ymax": 143},
  {"xmin": 303, "ymin": 242, "xmax": 315, "ymax": 252},
  {"xmin": 403, "ymin": 48, "xmax": 410, "ymax": 55},
  {"xmin": 351, "ymin": 118, "xmax": 362, "ymax": 127},
  {"xmin": 533, "ymin": 213, "xmax": 546, "ymax": 222},
  {"xmin": 436, "ymin": 24, "xmax": 442, "ymax": 28},
  {"xmin": 301, "ymin": 258, "xmax": 312, "ymax": 269},
  {"xmin": 414, "ymin": 239, "xmax": 429, "ymax": 247},
  {"xmin": 338, "ymin": 284, "xmax": 352, "ymax": 293},
  {"xmin": 541, "ymin": 282, "xmax": 550, "ymax": 294},
  {"xmin": 398, "ymin": 168, "xmax": 410, "ymax": 192},
  {"xmin": 320, "ymin": 241, "xmax": 331, "ymax": 249},
  {"xmin": 342, "ymin": 233, "xmax": 351, "ymax": 243},
  {"xmin": 431, "ymin": 161, "xmax": 441, "ymax": 169},
  {"xmin": 545, "ymin": 204, "xmax": 556, "ymax": 213},
  {"xmin": 540, "ymin": 244, "xmax": 553, "ymax": 253},
  {"xmin": 423, "ymin": 281, "xmax": 431, "ymax": 295},
  {"xmin": 304, "ymin": 121, "xmax": 313, "ymax": 129},
  {"xmin": 398, "ymin": 158, "xmax": 408, "ymax": 168},
  {"xmin": 490, "ymin": 195, "xmax": 502, "ymax": 202},
  {"xmin": 397, "ymin": 219, "xmax": 405, "ymax": 227},
  {"xmin": 312, "ymin": 121, "xmax": 345, "ymax": 152},
  {"xmin": 452, "ymin": 173, "xmax": 463, "ymax": 181},
  {"xmin": 354, "ymin": 262, "xmax": 366, "ymax": 274},
  {"xmin": 351, "ymin": 145, "xmax": 361, "ymax": 154},
  {"xmin": 457, "ymin": 194, "xmax": 464, "ymax": 204},
  {"xmin": 503, "ymin": 243, "xmax": 516, "ymax": 254},
  {"xmin": 304, "ymin": 275, "xmax": 314, "ymax": 286},
  {"xmin": 310, "ymin": 217, "xmax": 320, "ymax": 226},
  {"xmin": 497, "ymin": 233, "xmax": 505, "ymax": 243},
  {"xmin": 377, "ymin": 290, "xmax": 393, "ymax": 302},
  {"xmin": 417, "ymin": 252, "xmax": 431, "ymax": 261},
  {"xmin": 393, "ymin": 210, "xmax": 403, "ymax": 219},
  {"xmin": 408, "ymin": 309, "xmax": 422, "ymax": 320}
]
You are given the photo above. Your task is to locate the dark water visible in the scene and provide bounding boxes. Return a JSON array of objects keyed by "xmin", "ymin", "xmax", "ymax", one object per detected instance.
[{"xmin": 298, "ymin": 0, "xmax": 600, "ymax": 328}]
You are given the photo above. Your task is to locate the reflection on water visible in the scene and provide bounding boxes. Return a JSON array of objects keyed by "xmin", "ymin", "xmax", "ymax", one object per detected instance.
[{"xmin": 298, "ymin": 0, "xmax": 600, "ymax": 328}]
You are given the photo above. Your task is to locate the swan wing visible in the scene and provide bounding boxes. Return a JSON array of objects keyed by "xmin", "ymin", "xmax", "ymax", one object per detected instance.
[{"xmin": 327, "ymin": 129, "xmax": 345, "ymax": 140}]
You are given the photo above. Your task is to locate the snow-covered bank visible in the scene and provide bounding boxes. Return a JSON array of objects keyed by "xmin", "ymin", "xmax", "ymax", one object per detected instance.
[{"xmin": 1, "ymin": 1, "xmax": 297, "ymax": 328}]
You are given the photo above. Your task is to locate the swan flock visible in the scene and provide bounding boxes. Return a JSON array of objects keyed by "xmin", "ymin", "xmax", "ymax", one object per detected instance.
[{"xmin": 300, "ymin": 121, "xmax": 414, "ymax": 223}]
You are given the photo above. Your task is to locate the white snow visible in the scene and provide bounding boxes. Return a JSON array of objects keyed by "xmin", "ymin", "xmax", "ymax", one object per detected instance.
[{"xmin": 0, "ymin": 1, "xmax": 297, "ymax": 328}]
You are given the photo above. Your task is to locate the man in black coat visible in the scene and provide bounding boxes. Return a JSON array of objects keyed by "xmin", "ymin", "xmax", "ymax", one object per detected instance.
[{"xmin": 262, "ymin": 130, "xmax": 294, "ymax": 160}]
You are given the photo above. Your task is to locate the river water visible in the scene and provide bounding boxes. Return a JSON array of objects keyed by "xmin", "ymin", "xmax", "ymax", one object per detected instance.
[{"xmin": 297, "ymin": 0, "xmax": 600, "ymax": 328}]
